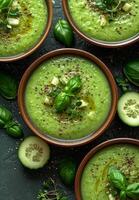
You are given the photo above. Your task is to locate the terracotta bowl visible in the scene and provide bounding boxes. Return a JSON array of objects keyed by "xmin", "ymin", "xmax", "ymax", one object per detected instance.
[
  {"xmin": 75, "ymin": 138, "xmax": 139, "ymax": 199},
  {"xmin": 0, "ymin": 1, "xmax": 53, "ymax": 62},
  {"xmin": 18, "ymin": 48, "xmax": 118, "ymax": 147},
  {"xmin": 62, "ymin": 0, "xmax": 139, "ymax": 48}
]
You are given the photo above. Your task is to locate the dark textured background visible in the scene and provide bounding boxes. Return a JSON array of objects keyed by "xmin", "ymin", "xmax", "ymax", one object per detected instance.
[{"xmin": 0, "ymin": 1, "xmax": 139, "ymax": 200}]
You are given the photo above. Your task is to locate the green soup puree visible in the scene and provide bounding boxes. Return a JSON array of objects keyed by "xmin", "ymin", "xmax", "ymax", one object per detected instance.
[
  {"xmin": 81, "ymin": 144, "xmax": 139, "ymax": 200},
  {"xmin": 25, "ymin": 55, "xmax": 111, "ymax": 140},
  {"xmin": 0, "ymin": 0, "xmax": 47, "ymax": 57},
  {"xmin": 68, "ymin": 0, "xmax": 139, "ymax": 42}
]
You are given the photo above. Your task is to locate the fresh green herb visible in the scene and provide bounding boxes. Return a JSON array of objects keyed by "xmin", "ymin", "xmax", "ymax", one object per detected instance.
[
  {"xmin": 108, "ymin": 166, "xmax": 139, "ymax": 200},
  {"xmin": 124, "ymin": 60, "xmax": 139, "ymax": 87},
  {"xmin": 0, "ymin": 105, "xmax": 23, "ymax": 138},
  {"xmin": 55, "ymin": 92, "xmax": 71, "ymax": 113},
  {"xmin": 90, "ymin": 0, "xmax": 128, "ymax": 21},
  {"xmin": 108, "ymin": 166, "xmax": 127, "ymax": 190},
  {"xmin": 0, "ymin": 0, "xmax": 20, "ymax": 30},
  {"xmin": 37, "ymin": 178, "xmax": 69, "ymax": 200},
  {"xmin": 54, "ymin": 76, "xmax": 82, "ymax": 113},
  {"xmin": 120, "ymin": 190, "xmax": 127, "ymax": 200},
  {"xmin": 5, "ymin": 121, "xmax": 23, "ymax": 138},
  {"xmin": 0, "ymin": 105, "xmax": 12, "ymax": 128},
  {"xmin": 126, "ymin": 183, "xmax": 139, "ymax": 200},
  {"xmin": 116, "ymin": 76, "xmax": 130, "ymax": 92},
  {"xmin": 8, "ymin": 8, "xmax": 20, "ymax": 17},
  {"xmin": 54, "ymin": 19, "xmax": 74, "ymax": 47},
  {"xmin": 64, "ymin": 76, "xmax": 82, "ymax": 93},
  {"xmin": 0, "ymin": 0, "xmax": 13, "ymax": 10},
  {"xmin": 0, "ymin": 72, "xmax": 18, "ymax": 99},
  {"xmin": 58, "ymin": 158, "xmax": 77, "ymax": 186}
]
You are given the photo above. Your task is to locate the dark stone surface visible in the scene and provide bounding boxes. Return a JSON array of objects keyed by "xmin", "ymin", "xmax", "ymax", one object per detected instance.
[{"xmin": 0, "ymin": 1, "xmax": 139, "ymax": 200}]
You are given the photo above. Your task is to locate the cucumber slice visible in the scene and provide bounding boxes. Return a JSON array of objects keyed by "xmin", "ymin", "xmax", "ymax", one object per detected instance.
[
  {"xmin": 118, "ymin": 92, "xmax": 139, "ymax": 127},
  {"xmin": 18, "ymin": 136, "xmax": 50, "ymax": 169}
]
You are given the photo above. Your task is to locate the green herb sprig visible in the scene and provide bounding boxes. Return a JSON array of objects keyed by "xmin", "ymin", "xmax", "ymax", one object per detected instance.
[
  {"xmin": 90, "ymin": 0, "xmax": 127, "ymax": 20},
  {"xmin": 108, "ymin": 166, "xmax": 139, "ymax": 200},
  {"xmin": 54, "ymin": 76, "xmax": 82, "ymax": 113},
  {"xmin": 37, "ymin": 178, "xmax": 69, "ymax": 200}
]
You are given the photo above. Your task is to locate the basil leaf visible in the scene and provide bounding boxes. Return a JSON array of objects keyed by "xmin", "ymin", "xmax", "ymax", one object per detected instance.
[
  {"xmin": 124, "ymin": 60, "xmax": 139, "ymax": 86},
  {"xmin": 55, "ymin": 92, "xmax": 71, "ymax": 113},
  {"xmin": 120, "ymin": 190, "xmax": 126, "ymax": 200},
  {"xmin": 54, "ymin": 19, "xmax": 73, "ymax": 47},
  {"xmin": 0, "ymin": 72, "xmax": 18, "ymax": 99},
  {"xmin": 5, "ymin": 121, "xmax": 23, "ymax": 138},
  {"xmin": 108, "ymin": 166, "xmax": 127, "ymax": 190},
  {"xmin": 65, "ymin": 76, "xmax": 82, "ymax": 93},
  {"xmin": 126, "ymin": 183, "xmax": 139, "ymax": 200},
  {"xmin": 0, "ymin": 105, "xmax": 12, "ymax": 128},
  {"xmin": 0, "ymin": 0, "xmax": 13, "ymax": 10}
]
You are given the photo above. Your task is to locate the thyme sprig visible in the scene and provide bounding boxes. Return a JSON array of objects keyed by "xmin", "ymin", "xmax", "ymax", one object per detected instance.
[{"xmin": 37, "ymin": 178, "xmax": 69, "ymax": 200}]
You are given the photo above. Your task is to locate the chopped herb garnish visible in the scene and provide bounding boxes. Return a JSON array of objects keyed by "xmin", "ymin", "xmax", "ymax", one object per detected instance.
[
  {"xmin": 88, "ymin": 0, "xmax": 131, "ymax": 22},
  {"xmin": 0, "ymin": 0, "xmax": 20, "ymax": 30}
]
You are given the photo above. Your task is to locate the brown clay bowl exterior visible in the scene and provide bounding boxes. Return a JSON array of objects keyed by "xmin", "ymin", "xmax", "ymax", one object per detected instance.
[
  {"xmin": 0, "ymin": 1, "xmax": 53, "ymax": 62},
  {"xmin": 18, "ymin": 48, "xmax": 118, "ymax": 147},
  {"xmin": 62, "ymin": 0, "xmax": 139, "ymax": 48},
  {"xmin": 75, "ymin": 138, "xmax": 139, "ymax": 200}
]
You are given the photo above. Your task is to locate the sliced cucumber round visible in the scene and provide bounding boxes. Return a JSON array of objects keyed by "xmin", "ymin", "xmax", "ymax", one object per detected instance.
[
  {"xmin": 18, "ymin": 136, "xmax": 50, "ymax": 169},
  {"xmin": 118, "ymin": 92, "xmax": 139, "ymax": 127}
]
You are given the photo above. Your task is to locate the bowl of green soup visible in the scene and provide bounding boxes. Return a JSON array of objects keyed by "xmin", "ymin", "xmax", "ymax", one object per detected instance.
[
  {"xmin": 18, "ymin": 48, "xmax": 118, "ymax": 147},
  {"xmin": 0, "ymin": 0, "xmax": 53, "ymax": 62},
  {"xmin": 75, "ymin": 138, "xmax": 139, "ymax": 200},
  {"xmin": 63, "ymin": 0, "xmax": 139, "ymax": 47}
]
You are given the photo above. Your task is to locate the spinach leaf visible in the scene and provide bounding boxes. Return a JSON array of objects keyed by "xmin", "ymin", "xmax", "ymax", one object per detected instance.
[
  {"xmin": 126, "ymin": 183, "xmax": 139, "ymax": 200},
  {"xmin": 0, "ymin": 72, "xmax": 18, "ymax": 99},
  {"xmin": 54, "ymin": 19, "xmax": 73, "ymax": 47},
  {"xmin": 108, "ymin": 166, "xmax": 127, "ymax": 190}
]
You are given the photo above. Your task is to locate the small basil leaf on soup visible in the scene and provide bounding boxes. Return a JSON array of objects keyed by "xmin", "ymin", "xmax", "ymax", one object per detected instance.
[
  {"xmin": 0, "ymin": 72, "xmax": 18, "ymax": 99},
  {"xmin": 65, "ymin": 75, "xmax": 82, "ymax": 93},
  {"xmin": 126, "ymin": 182, "xmax": 139, "ymax": 200},
  {"xmin": 120, "ymin": 190, "xmax": 127, "ymax": 200},
  {"xmin": 55, "ymin": 92, "xmax": 71, "ymax": 113},
  {"xmin": 108, "ymin": 166, "xmax": 127, "ymax": 190},
  {"xmin": 0, "ymin": 105, "xmax": 12, "ymax": 128},
  {"xmin": 54, "ymin": 19, "xmax": 74, "ymax": 47}
]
